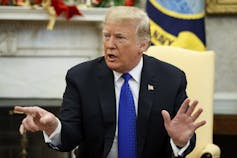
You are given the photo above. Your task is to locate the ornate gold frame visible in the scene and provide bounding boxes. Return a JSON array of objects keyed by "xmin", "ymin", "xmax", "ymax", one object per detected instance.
[{"xmin": 206, "ymin": 0, "xmax": 237, "ymax": 14}]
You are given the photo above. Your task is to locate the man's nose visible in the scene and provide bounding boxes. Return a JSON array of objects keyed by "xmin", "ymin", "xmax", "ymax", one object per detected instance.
[{"xmin": 106, "ymin": 37, "xmax": 116, "ymax": 48}]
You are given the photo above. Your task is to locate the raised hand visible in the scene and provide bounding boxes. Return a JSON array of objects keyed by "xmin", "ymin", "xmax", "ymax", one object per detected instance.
[
  {"xmin": 161, "ymin": 98, "xmax": 206, "ymax": 147},
  {"xmin": 14, "ymin": 106, "xmax": 58, "ymax": 137}
]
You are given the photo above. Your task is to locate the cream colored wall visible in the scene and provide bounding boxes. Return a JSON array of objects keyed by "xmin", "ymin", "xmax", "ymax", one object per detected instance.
[
  {"xmin": 206, "ymin": 16, "xmax": 237, "ymax": 93},
  {"xmin": 205, "ymin": 16, "xmax": 237, "ymax": 114}
]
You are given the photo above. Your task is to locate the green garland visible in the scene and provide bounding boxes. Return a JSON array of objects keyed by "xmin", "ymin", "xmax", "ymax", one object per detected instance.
[
  {"xmin": 94, "ymin": 0, "xmax": 140, "ymax": 7},
  {"xmin": 95, "ymin": 0, "xmax": 111, "ymax": 7},
  {"xmin": 114, "ymin": 0, "xmax": 124, "ymax": 6}
]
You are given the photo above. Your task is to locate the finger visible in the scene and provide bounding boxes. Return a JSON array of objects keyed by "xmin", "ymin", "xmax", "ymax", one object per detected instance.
[
  {"xmin": 22, "ymin": 116, "xmax": 40, "ymax": 132},
  {"xmin": 191, "ymin": 108, "xmax": 203, "ymax": 122},
  {"xmin": 194, "ymin": 120, "xmax": 206, "ymax": 130},
  {"xmin": 186, "ymin": 100, "xmax": 199, "ymax": 116},
  {"xmin": 19, "ymin": 124, "xmax": 26, "ymax": 135},
  {"xmin": 177, "ymin": 98, "xmax": 190, "ymax": 114},
  {"xmin": 161, "ymin": 110, "xmax": 171, "ymax": 125},
  {"xmin": 14, "ymin": 106, "xmax": 43, "ymax": 118},
  {"xmin": 14, "ymin": 106, "xmax": 35, "ymax": 116},
  {"xmin": 22, "ymin": 117, "xmax": 33, "ymax": 132}
]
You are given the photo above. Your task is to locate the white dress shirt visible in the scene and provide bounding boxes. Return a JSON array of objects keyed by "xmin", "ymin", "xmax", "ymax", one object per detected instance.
[{"xmin": 44, "ymin": 56, "xmax": 189, "ymax": 157}]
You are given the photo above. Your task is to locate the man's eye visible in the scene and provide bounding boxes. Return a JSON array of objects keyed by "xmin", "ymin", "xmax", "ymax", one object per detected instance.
[
  {"xmin": 103, "ymin": 34, "xmax": 110, "ymax": 39},
  {"xmin": 117, "ymin": 36, "xmax": 126, "ymax": 40},
  {"xmin": 118, "ymin": 35, "xmax": 125, "ymax": 38}
]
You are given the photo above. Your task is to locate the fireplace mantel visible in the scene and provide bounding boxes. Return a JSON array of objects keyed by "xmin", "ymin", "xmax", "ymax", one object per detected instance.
[
  {"xmin": 0, "ymin": 6, "xmax": 106, "ymax": 100},
  {"xmin": 0, "ymin": 6, "xmax": 107, "ymax": 22}
]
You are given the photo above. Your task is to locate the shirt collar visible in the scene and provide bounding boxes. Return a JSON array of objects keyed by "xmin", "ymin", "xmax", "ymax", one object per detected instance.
[{"xmin": 113, "ymin": 56, "xmax": 143, "ymax": 83}]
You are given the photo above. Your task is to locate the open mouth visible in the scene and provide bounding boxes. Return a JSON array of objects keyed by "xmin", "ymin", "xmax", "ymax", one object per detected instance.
[
  {"xmin": 107, "ymin": 54, "xmax": 117, "ymax": 61},
  {"xmin": 108, "ymin": 54, "xmax": 115, "ymax": 58}
]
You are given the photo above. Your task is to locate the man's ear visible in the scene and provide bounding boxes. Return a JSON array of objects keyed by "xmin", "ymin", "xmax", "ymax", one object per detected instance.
[{"xmin": 140, "ymin": 40, "xmax": 150, "ymax": 52}]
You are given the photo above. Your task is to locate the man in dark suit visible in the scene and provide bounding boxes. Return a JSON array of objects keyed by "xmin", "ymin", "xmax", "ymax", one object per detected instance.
[{"xmin": 15, "ymin": 6, "xmax": 206, "ymax": 158}]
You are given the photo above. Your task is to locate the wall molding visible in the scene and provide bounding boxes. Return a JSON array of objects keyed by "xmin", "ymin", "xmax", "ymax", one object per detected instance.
[
  {"xmin": 214, "ymin": 92, "xmax": 237, "ymax": 114},
  {"xmin": 0, "ymin": 98, "xmax": 62, "ymax": 107}
]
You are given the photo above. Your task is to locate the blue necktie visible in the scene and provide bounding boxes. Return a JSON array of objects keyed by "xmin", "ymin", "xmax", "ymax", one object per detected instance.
[{"xmin": 118, "ymin": 73, "xmax": 137, "ymax": 158}]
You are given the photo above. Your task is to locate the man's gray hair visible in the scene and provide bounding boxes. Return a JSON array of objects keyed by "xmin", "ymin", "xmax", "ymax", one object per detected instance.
[{"xmin": 105, "ymin": 6, "xmax": 151, "ymax": 43}]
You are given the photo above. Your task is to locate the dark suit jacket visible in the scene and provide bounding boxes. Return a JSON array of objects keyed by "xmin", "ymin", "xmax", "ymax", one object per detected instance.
[{"xmin": 57, "ymin": 54, "xmax": 196, "ymax": 158}]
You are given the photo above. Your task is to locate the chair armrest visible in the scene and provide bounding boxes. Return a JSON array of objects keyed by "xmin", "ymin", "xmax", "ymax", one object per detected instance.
[{"xmin": 200, "ymin": 144, "xmax": 221, "ymax": 158}]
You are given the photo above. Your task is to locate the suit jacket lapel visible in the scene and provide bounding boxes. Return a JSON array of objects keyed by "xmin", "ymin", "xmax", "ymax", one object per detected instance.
[
  {"xmin": 137, "ymin": 55, "xmax": 159, "ymax": 157},
  {"xmin": 95, "ymin": 58, "xmax": 116, "ymax": 157}
]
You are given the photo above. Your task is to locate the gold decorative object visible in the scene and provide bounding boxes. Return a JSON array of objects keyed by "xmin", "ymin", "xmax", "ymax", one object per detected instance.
[
  {"xmin": 21, "ymin": 133, "xmax": 28, "ymax": 158},
  {"xmin": 9, "ymin": 109, "xmax": 28, "ymax": 158},
  {"xmin": 206, "ymin": 0, "xmax": 237, "ymax": 14}
]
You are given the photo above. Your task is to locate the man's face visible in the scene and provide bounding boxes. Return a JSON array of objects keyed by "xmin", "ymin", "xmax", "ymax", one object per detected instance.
[{"xmin": 103, "ymin": 21, "xmax": 144, "ymax": 73}]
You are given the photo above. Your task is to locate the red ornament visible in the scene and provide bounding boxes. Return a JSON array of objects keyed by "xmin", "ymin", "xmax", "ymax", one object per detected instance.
[
  {"xmin": 1, "ymin": 0, "xmax": 9, "ymax": 5},
  {"xmin": 51, "ymin": 0, "xmax": 83, "ymax": 20},
  {"xmin": 35, "ymin": 0, "xmax": 42, "ymax": 4},
  {"xmin": 124, "ymin": 0, "xmax": 135, "ymax": 6}
]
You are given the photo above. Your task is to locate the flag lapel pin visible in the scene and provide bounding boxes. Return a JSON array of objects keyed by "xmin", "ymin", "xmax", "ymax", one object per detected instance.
[{"xmin": 148, "ymin": 84, "xmax": 155, "ymax": 91}]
